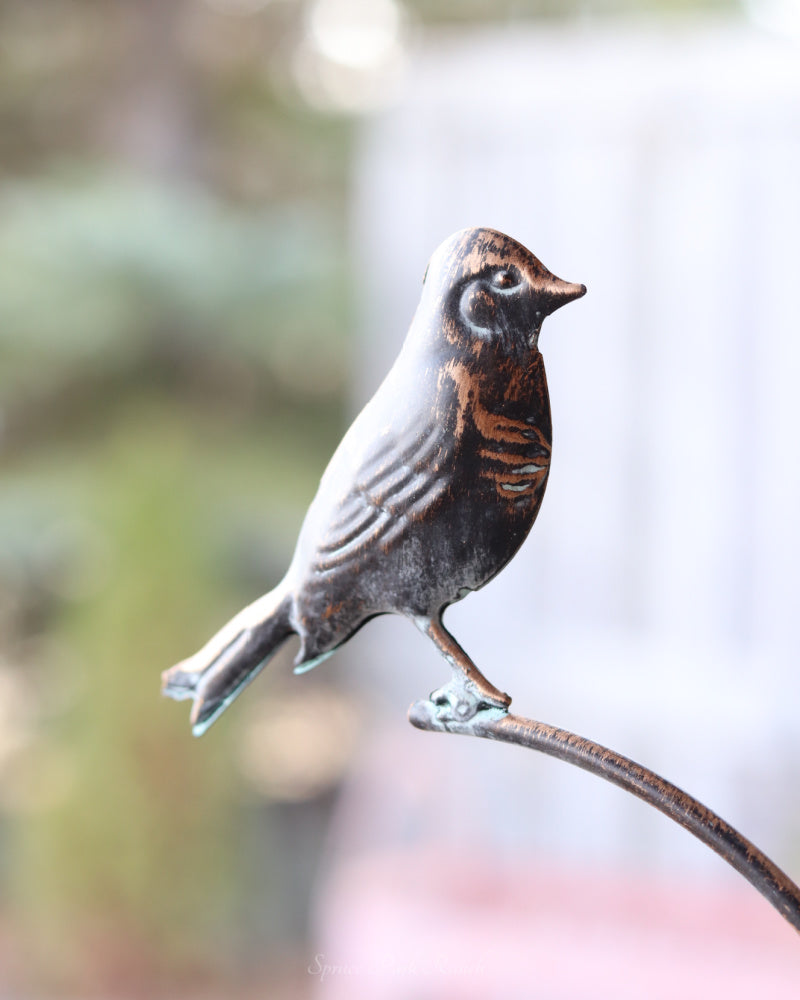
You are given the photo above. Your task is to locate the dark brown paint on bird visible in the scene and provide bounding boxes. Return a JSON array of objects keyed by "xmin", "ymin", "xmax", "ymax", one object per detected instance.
[{"xmin": 162, "ymin": 227, "xmax": 586, "ymax": 735}]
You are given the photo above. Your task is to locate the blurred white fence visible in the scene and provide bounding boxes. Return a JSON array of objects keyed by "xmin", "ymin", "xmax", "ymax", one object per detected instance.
[{"xmin": 344, "ymin": 17, "xmax": 800, "ymax": 873}]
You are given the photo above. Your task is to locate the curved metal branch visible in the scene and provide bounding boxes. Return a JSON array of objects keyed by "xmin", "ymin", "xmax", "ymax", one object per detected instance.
[{"xmin": 409, "ymin": 684, "xmax": 800, "ymax": 934}]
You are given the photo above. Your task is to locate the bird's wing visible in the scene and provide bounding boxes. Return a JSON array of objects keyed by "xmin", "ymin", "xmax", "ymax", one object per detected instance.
[{"xmin": 302, "ymin": 412, "xmax": 452, "ymax": 576}]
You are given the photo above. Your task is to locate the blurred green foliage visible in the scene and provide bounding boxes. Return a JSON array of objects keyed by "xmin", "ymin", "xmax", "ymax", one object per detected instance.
[
  {"xmin": 0, "ymin": 1, "xmax": 352, "ymax": 990},
  {"xmin": 0, "ymin": 175, "xmax": 349, "ymax": 991},
  {"xmin": 0, "ymin": 173, "xmax": 345, "ymax": 387},
  {"xmin": 0, "ymin": 164, "xmax": 351, "ymax": 984},
  {"xmin": 0, "ymin": 180, "xmax": 349, "ymax": 988}
]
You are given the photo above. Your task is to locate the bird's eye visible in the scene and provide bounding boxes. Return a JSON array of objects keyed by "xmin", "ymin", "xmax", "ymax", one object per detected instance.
[{"xmin": 491, "ymin": 268, "xmax": 518, "ymax": 290}]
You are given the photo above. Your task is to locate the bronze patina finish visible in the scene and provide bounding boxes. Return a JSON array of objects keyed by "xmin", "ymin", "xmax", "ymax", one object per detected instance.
[
  {"xmin": 410, "ymin": 687, "xmax": 800, "ymax": 933},
  {"xmin": 163, "ymin": 227, "xmax": 585, "ymax": 734},
  {"xmin": 162, "ymin": 226, "xmax": 800, "ymax": 935}
]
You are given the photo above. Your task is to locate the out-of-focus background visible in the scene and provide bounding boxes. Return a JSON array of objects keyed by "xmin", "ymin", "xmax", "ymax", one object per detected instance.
[{"xmin": 1, "ymin": 0, "xmax": 800, "ymax": 996}]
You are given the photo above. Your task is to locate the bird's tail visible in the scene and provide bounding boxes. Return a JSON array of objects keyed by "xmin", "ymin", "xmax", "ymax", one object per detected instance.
[{"xmin": 162, "ymin": 586, "xmax": 294, "ymax": 737}]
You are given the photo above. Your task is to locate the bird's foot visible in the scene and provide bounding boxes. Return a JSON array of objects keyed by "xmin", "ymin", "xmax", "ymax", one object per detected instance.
[
  {"xmin": 430, "ymin": 681, "xmax": 507, "ymax": 722},
  {"xmin": 409, "ymin": 675, "xmax": 510, "ymax": 733}
]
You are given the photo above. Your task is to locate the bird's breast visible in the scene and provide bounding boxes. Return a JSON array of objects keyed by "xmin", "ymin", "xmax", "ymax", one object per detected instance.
[{"xmin": 440, "ymin": 352, "xmax": 552, "ymax": 504}]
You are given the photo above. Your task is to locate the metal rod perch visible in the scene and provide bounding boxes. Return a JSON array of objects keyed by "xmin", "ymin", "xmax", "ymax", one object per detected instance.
[{"xmin": 409, "ymin": 680, "xmax": 800, "ymax": 934}]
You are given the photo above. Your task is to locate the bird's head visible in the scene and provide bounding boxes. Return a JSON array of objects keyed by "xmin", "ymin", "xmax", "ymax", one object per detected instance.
[{"xmin": 420, "ymin": 227, "xmax": 586, "ymax": 361}]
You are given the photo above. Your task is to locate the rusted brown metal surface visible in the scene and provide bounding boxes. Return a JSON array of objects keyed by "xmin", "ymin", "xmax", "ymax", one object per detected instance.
[
  {"xmin": 163, "ymin": 227, "xmax": 584, "ymax": 733},
  {"xmin": 410, "ymin": 689, "xmax": 800, "ymax": 934},
  {"xmin": 163, "ymin": 226, "xmax": 800, "ymax": 936}
]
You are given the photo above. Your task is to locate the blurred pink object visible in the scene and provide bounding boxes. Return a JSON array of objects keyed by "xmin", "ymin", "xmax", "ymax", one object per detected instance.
[{"xmin": 310, "ymin": 847, "xmax": 800, "ymax": 999}]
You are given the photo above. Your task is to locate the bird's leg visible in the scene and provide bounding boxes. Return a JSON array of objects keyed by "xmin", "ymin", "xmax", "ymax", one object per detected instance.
[{"xmin": 416, "ymin": 617, "xmax": 511, "ymax": 723}]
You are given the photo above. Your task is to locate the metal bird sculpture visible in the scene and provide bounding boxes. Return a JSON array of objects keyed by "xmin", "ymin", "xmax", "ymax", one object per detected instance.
[
  {"xmin": 160, "ymin": 230, "xmax": 800, "ymax": 942},
  {"xmin": 162, "ymin": 227, "xmax": 586, "ymax": 736}
]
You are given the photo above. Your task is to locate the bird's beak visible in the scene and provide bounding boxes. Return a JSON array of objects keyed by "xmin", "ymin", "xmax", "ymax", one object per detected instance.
[
  {"xmin": 528, "ymin": 274, "xmax": 586, "ymax": 348},
  {"xmin": 541, "ymin": 276, "xmax": 587, "ymax": 317}
]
